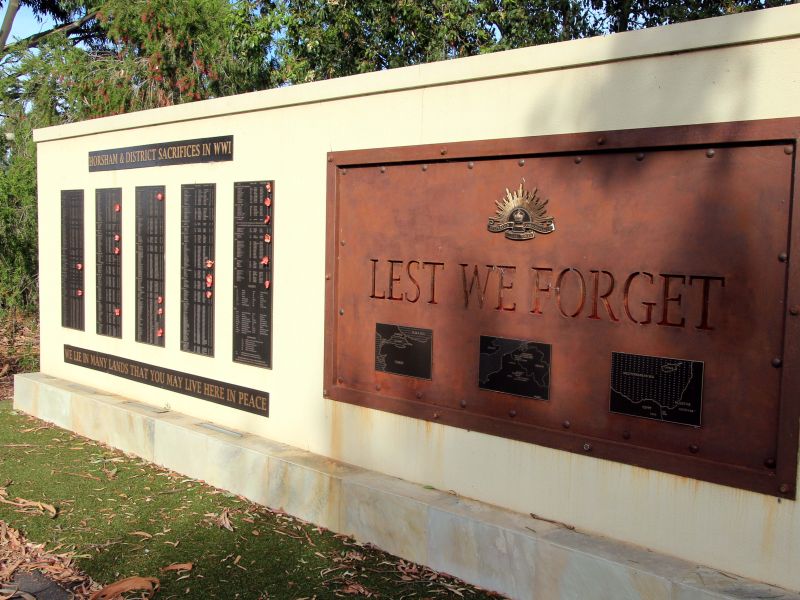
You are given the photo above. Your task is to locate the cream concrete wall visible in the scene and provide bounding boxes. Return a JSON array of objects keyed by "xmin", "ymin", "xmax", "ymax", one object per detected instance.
[{"xmin": 33, "ymin": 5, "xmax": 800, "ymax": 591}]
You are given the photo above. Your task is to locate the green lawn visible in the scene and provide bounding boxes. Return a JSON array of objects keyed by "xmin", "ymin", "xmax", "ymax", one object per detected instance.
[{"xmin": 0, "ymin": 400, "xmax": 502, "ymax": 599}]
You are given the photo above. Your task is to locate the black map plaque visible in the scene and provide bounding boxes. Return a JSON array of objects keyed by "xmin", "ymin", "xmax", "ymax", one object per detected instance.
[
  {"xmin": 610, "ymin": 352, "xmax": 704, "ymax": 426},
  {"xmin": 135, "ymin": 186, "xmax": 165, "ymax": 347},
  {"xmin": 61, "ymin": 190, "xmax": 84, "ymax": 330},
  {"xmin": 478, "ymin": 336, "xmax": 551, "ymax": 400},
  {"xmin": 374, "ymin": 323, "xmax": 433, "ymax": 379},
  {"xmin": 96, "ymin": 189, "xmax": 122, "ymax": 338},
  {"xmin": 181, "ymin": 184, "xmax": 215, "ymax": 356},
  {"xmin": 233, "ymin": 180, "xmax": 273, "ymax": 368}
]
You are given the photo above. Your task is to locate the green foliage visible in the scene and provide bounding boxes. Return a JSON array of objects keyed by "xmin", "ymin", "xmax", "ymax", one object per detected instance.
[{"xmin": 0, "ymin": 0, "xmax": 792, "ymax": 314}]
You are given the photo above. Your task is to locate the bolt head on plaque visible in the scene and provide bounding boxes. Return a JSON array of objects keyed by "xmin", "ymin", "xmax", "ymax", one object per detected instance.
[{"xmin": 487, "ymin": 182, "xmax": 555, "ymax": 241}]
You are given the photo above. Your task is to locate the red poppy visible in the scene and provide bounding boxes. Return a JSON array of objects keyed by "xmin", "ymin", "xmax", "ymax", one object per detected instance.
[
  {"xmin": 113, "ymin": 308, "xmax": 121, "ymax": 317},
  {"xmin": 114, "ymin": 203, "xmax": 121, "ymax": 212},
  {"xmin": 157, "ymin": 296, "xmax": 163, "ymax": 304},
  {"xmin": 263, "ymin": 233, "xmax": 271, "ymax": 243},
  {"xmin": 76, "ymin": 289, "xmax": 83, "ymax": 297},
  {"xmin": 76, "ymin": 263, "xmax": 83, "ymax": 271},
  {"xmin": 260, "ymin": 256, "xmax": 269, "ymax": 266},
  {"xmin": 205, "ymin": 273, "xmax": 213, "ymax": 288},
  {"xmin": 264, "ymin": 280, "xmax": 271, "ymax": 289},
  {"xmin": 156, "ymin": 192, "xmax": 164, "ymax": 201},
  {"xmin": 157, "ymin": 328, "xmax": 164, "ymax": 337}
]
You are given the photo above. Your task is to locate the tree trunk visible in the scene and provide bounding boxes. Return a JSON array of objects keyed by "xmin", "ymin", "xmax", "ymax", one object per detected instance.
[{"xmin": 0, "ymin": 0, "xmax": 21, "ymax": 50}]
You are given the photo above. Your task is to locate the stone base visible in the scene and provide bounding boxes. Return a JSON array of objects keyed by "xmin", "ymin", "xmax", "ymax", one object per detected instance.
[{"xmin": 13, "ymin": 373, "xmax": 799, "ymax": 600}]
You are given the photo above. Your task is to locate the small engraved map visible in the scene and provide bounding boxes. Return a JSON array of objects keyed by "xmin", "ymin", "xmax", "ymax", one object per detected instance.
[
  {"xmin": 478, "ymin": 336, "xmax": 551, "ymax": 400},
  {"xmin": 610, "ymin": 352, "xmax": 703, "ymax": 426},
  {"xmin": 374, "ymin": 323, "xmax": 432, "ymax": 379}
]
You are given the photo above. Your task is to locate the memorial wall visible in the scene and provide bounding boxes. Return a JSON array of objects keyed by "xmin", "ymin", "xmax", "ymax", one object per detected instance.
[{"xmin": 32, "ymin": 5, "xmax": 800, "ymax": 592}]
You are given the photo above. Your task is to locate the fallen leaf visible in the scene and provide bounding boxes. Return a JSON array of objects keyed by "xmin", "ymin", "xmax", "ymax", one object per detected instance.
[
  {"xmin": 89, "ymin": 576, "xmax": 159, "ymax": 600},
  {"xmin": 130, "ymin": 531, "xmax": 153, "ymax": 539},
  {"xmin": 161, "ymin": 562, "xmax": 193, "ymax": 573}
]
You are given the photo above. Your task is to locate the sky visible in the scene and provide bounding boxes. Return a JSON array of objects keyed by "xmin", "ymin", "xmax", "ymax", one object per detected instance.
[{"xmin": 6, "ymin": 4, "xmax": 55, "ymax": 44}]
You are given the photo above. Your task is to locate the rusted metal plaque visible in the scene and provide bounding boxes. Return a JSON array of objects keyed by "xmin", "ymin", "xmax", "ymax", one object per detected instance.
[{"xmin": 324, "ymin": 119, "xmax": 800, "ymax": 498}]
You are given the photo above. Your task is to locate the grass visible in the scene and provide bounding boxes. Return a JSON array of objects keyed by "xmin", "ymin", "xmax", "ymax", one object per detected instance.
[{"xmin": 0, "ymin": 399, "xmax": 502, "ymax": 599}]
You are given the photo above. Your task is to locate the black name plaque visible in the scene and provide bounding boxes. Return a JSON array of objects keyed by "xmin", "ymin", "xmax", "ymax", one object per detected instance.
[
  {"xmin": 181, "ymin": 184, "xmax": 215, "ymax": 356},
  {"xmin": 64, "ymin": 345, "xmax": 268, "ymax": 416},
  {"xmin": 61, "ymin": 189, "xmax": 84, "ymax": 331},
  {"xmin": 135, "ymin": 186, "xmax": 165, "ymax": 347},
  {"xmin": 233, "ymin": 181, "xmax": 273, "ymax": 368},
  {"xmin": 96, "ymin": 189, "xmax": 122, "ymax": 338},
  {"xmin": 89, "ymin": 136, "xmax": 233, "ymax": 172}
]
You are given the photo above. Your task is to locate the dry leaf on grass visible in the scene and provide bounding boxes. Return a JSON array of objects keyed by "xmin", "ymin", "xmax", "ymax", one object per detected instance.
[
  {"xmin": 216, "ymin": 508, "xmax": 234, "ymax": 531},
  {"xmin": 130, "ymin": 531, "xmax": 153, "ymax": 539},
  {"xmin": 89, "ymin": 576, "xmax": 159, "ymax": 600},
  {"xmin": 0, "ymin": 488, "xmax": 57, "ymax": 518},
  {"xmin": 160, "ymin": 562, "xmax": 192, "ymax": 573}
]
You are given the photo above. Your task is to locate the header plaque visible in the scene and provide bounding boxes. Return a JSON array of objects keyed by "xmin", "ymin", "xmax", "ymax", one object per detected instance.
[{"xmin": 324, "ymin": 118, "xmax": 800, "ymax": 498}]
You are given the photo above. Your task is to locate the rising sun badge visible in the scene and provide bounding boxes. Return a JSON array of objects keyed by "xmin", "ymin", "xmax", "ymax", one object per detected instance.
[{"xmin": 487, "ymin": 182, "xmax": 555, "ymax": 241}]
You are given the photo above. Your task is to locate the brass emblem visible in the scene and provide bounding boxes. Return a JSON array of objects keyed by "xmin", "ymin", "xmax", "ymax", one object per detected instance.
[{"xmin": 487, "ymin": 182, "xmax": 555, "ymax": 241}]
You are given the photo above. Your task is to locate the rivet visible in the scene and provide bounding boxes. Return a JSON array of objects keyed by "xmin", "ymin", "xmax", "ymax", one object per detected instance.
[
  {"xmin": 518, "ymin": 159, "xmax": 525, "ymax": 167},
  {"xmin": 380, "ymin": 166, "xmax": 386, "ymax": 173},
  {"xmin": 562, "ymin": 420, "xmax": 571, "ymax": 429},
  {"xmin": 596, "ymin": 136, "xmax": 606, "ymax": 145},
  {"xmin": 325, "ymin": 274, "xmax": 331, "ymax": 280},
  {"xmin": 341, "ymin": 168, "xmax": 347, "ymax": 175},
  {"xmin": 779, "ymin": 483, "xmax": 791, "ymax": 494},
  {"xmin": 689, "ymin": 444, "xmax": 699, "ymax": 454},
  {"xmin": 339, "ymin": 308, "xmax": 344, "ymax": 315},
  {"xmin": 340, "ymin": 240, "xmax": 346, "ymax": 246},
  {"xmin": 337, "ymin": 377, "xmax": 343, "ymax": 384},
  {"xmin": 467, "ymin": 161, "xmax": 474, "ymax": 169},
  {"xmin": 706, "ymin": 149, "xmax": 715, "ymax": 158},
  {"xmin": 323, "ymin": 388, "xmax": 328, "ymax": 396},
  {"xmin": 440, "ymin": 148, "xmax": 447, "ymax": 156},
  {"xmin": 422, "ymin": 164, "xmax": 428, "ymax": 171},
  {"xmin": 433, "ymin": 412, "xmax": 440, "ymax": 419},
  {"xmin": 778, "ymin": 252, "xmax": 788, "ymax": 262},
  {"xmin": 622, "ymin": 430, "xmax": 631, "ymax": 440},
  {"xmin": 574, "ymin": 156, "xmax": 582, "ymax": 164},
  {"xmin": 327, "ymin": 156, "xmax": 333, "ymax": 162},
  {"xmin": 375, "ymin": 384, "xmax": 381, "ymax": 391},
  {"xmin": 460, "ymin": 400, "xmax": 466, "ymax": 408},
  {"xmin": 416, "ymin": 391, "xmax": 423, "ymax": 399},
  {"xmin": 635, "ymin": 153, "xmax": 645, "ymax": 161},
  {"xmin": 784, "ymin": 145, "xmax": 794, "ymax": 155},
  {"xmin": 790, "ymin": 306, "xmax": 799, "ymax": 316},
  {"xmin": 583, "ymin": 442, "xmax": 592, "ymax": 452},
  {"xmin": 764, "ymin": 457, "xmax": 777, "ymax": 469},
  {"xmin": 772, "ymin": 357, "xmax": 782, "ymax": 368},
  {"xmin": 509, "ymin": 410, "xmax": 517, "ymax": 417}
]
